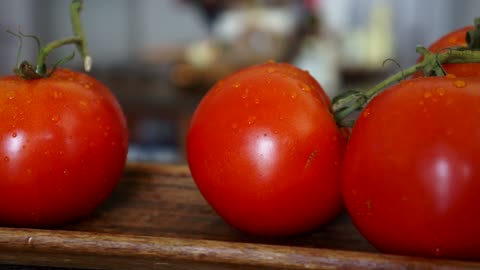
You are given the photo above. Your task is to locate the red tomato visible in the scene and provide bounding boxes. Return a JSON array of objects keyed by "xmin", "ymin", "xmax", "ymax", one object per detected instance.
[
  {"xmin": 342, "ymin": 76, "xmax": 480, "ymax": 260},
  {"xmin": 0, "ymin": 68, "xmax": 128, "ymax": 227},
  {"xmin": 187, "ymin": 62, "xmax": 345, "ymax": 237},
  {"xmin": 415, "ymin": 26, "xmax": 480, "ymax": 77}
]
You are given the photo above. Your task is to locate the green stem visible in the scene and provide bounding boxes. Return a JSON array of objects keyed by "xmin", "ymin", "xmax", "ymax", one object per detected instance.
[
  {"xmin": 19, "ymin": 0, "xmax": 90, "ymax": 79},
  {"xmin": 332, "ymin": 46, "xmax": 480, "ymax": 126}
]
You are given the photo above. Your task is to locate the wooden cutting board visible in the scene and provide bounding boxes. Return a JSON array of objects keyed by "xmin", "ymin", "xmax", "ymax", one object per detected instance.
[{"xmin": 0, "ymin": 163, "xmax": 478, "ymax": 270}]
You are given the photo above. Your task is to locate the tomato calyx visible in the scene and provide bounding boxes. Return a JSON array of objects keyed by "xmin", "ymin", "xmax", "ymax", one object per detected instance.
[
  {"xmin": 332, "ymin": 18, "xmax": 480, "ymax": 127},
  {"xmin": 9, "ymin": 0, "xmax": 91, "ymax": 80}
]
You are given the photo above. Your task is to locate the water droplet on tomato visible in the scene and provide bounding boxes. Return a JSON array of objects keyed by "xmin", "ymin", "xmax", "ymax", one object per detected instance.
[
  {"xmin": 299, "ymin": 83, "xmax": 311, "ymax": 92},
  {"xmin": 6, "ymin": 91, "xmax": 15, "ymax": 100},
  {"xmin": 3, "ymin": 156, "xmax": 9, "ymax": 162},
  {"xmin": 63, "ymin": 169, "xmax": 70, "ymax": 176},
  {"xmin": 247, "ymin": 116, "xmax": 256, "ymax": 125},
  {"xmin": 424, "ymin": 91, "xmax": 432, "ymax": 98},
  {"xmin": 11, "ymin": 132, "xmax": 17, "ymax": 138},
  {"xmin": 233, "ymin": 82, "xmax": 240, "ymax": 88},
  {"xmin": 362, "ymin": 109, "xmax": 371, "ymax": 118},
  {"xmin": 418, "ymin": 100, "xmax": 424, "ymax": 106},
  {"xmin": 51, "ymin": 115, "xmax": 59, "ymax": 122},
  {"xmin": 291, "ymin": 92, "xmax": 297, "ymax": 99},
  {"xmin": 436, "ymin": 87, "xmax": 446, "ymax": 96},
  {"xmin": 44, "ymin": 150, "xmax": 50, "ymax": 155},
  {"xmin": 453, "ymin": 80, "xmax": 466, "ymax": 88},
  {"xmin": 446, "ymin": 74, "xmax": 456, "ymax": 79},
  {"xmin": 111, "ymin": 141, "xmax": 117, "ymax": 146},
  {"xmin": 231, "ymin": 123, "xmax": 238, "ymax": 129},
  {"xmin": 254, "ymin": 98, "xmax": 260, "ymax": 104},
  {"xmin": 53, "ymin": 91, "xmax": 63, "ymax": 99},
  {"xmin": 434, "ymin": 247, "xmax": 442, "ymax": 256}
]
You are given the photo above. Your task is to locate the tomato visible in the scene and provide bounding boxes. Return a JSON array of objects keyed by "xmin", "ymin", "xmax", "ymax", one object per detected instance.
[
  {"xmin": 342, "ymin": 76, "xmax": 480, "ymax": 260},
  {"xmin": 187, "ymin": 62, "xmax": 345, "ymax": 237},
  {"xmin": 0, "ymin": 68, "xmax": 128, "ymax": 227},
  {"xmin": 415, "ymin": 26, "xmax": 480, "ymax": 77}
]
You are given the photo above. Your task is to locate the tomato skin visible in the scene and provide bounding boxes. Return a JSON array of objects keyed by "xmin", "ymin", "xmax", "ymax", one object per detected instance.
[
  {"xmin": 0, "ymin": 69, "xmax": 128, "ymax": 227},
  {"xmin": 416, "ymin": 26, "xmax": 480, "ymax": 77},
  {"xmin": 187, "ymin": 62, "xmax": 344, "ymax": 237},
  {"xmin": 342, "ymin": 76, "xmax": 480, "ymax": 260}
]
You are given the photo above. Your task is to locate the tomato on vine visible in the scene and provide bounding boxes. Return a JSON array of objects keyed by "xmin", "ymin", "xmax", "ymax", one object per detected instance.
[
  {"xmin": 0, "ymin": 0, "xmax": 128, "ymax": 227},
  {"xmin": 187, "ymin": 62, "xmax": 345, "ymax": 237},
  {"xmin": 333, "ymin": 18, "xmax": 480, "ymax": 260}
]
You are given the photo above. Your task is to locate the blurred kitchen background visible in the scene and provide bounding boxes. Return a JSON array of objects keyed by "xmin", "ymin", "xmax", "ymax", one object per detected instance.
[{"xmin": 0, "ymin": 0, "xmax": 478, "ymax": 163}]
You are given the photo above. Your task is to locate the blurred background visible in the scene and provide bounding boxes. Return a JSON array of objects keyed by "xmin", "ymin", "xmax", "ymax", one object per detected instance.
[{"xmin": 0, "ymin": 0, "xmax": 478, "ymax": 163}]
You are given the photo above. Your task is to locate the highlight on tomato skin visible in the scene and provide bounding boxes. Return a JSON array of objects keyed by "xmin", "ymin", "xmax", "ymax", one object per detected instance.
[
  {"xmin": 0, "ymin": 68, "xmax": 129, "ymax": 227},
  {"xmin": 341, "ymin": 76, "xmax": 480, "ymax": 261},
  {"xmin": 186, "ymin": 61, "xmax": 345, "ymax": 237}
]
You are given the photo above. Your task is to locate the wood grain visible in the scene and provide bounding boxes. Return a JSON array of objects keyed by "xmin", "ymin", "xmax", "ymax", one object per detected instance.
[{"xmin": 0, "ymin": 163, "xmax": 478, "ymax": 270}]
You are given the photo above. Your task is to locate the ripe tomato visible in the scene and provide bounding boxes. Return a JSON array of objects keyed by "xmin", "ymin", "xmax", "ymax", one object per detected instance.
[
  {"xmin": 342, "ymin": 76, "xmax": 480, "ymax": 260},
  {"xmin": 0, "ymin": 68, "xmax": 128, "ymax": 227},
  {"xmin": 187, "ymin": 62, "xmax": 345, "ymax": 237},
  {"xmin": 416, "ymin": 26, "xmax": 480, "ymax": 77}
]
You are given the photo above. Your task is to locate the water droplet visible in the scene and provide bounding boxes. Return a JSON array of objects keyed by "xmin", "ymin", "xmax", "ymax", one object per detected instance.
[
  {"xmin": 63, "ymin": 169, "xmax": 70, "ymax": 176},
  {"xmin": 362, "ymin": 109, "xmax": 371, "ymax": 118},
  {"xmin": 435, "ymin": 247, "xmax": 442, "ymax": 256},
  {"xmin": 111, "ymin": 141, "xmax": 117, "ymax": 146},
  {"xmin": 231, "ymin": 123, "xmax": 238, "ymax": 129},
  {"xmin": 53, "ymin": 91, "xmax": 63, "ymax": 99},
  {"xmin": 446, "ymin": 74, "xmax": 456, "ymax": 79},
  {"xmin": 233, "ymin": 82, "xmax": 240, "ymax": 88},
  {"xmin": 279, "ymin": 116, "xmax": 285, "ymax": 121},
  {"xmin": 290, "ymin": 92, "xmax": 297, "ymax": 99},
  {"xmin": 424, "ymin": 91, "xmax": 432, "ymax": 98},
  {"xmin": 241, "ymin": 88, "xmax": 249, "ymax": 99},
  {"xmin": 12, "ymin": 132, "xmax": 17, "ymax": 138},
  {"xmin": 26, "ymin": 99, "xmax": 32, "ymax": 104},
  {"xmin": 453, "ymin": 80, "xmax": 466, "ymax": 88},
  {"xmin": 273, "ymin": 130, "xmax": 279, "ymax": 134},
  {"xmin": 334, "ymin": 161, "xmax": 339, "ymax": 166},
  {"xmin": 418, "ymin": 100, "xmax": 424, "ymax": 106},
  {"xmin": 44, "ymin": 150, "xmax": 50, "ymax": 155},
  {"xmin": 247, "ymin": 116, "xmax": 256, "ymax": 125},
  {"xmin": 267, "ymin": 67, "xmax": 275, "ymax": 73},
  {"xmin": 59, "ymin": 150, "xmax": 64, "ymax": 156},
  {"xmin": 51, "ymin": 115, "xmax": 59, "ymax": 122},
  {"xmin": 300, "ymin": 83, "xmax": 311, "ymax": 92},
  {"xmin": 436, "ymin": 88, "xmax": 446, "ymax": 96},
  {"xmin": 6, "ymin": 91, "xmax": 15, "ymax": 100},
  {"xmin": 3, "ymin": 156, "xmax": 9, "ymax": 162},
  {"xmin": 79, "ymin": 100, "xmax": 87, "ymax": 107},
  {"xmin": 254, "ymin": 98, "xmax": 260, "ymax": 104}
]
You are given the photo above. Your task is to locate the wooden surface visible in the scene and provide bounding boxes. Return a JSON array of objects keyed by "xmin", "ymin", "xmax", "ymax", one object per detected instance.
[{"xmin": 0, "ymin": 163, "xmax": 479, "ymax": 270}]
